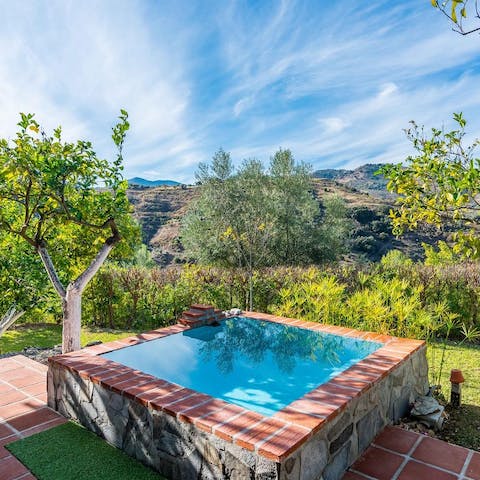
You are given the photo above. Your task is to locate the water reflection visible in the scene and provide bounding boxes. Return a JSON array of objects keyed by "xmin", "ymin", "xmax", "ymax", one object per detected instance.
[{"xmin": 188, "ymin": 317, "xmax": 372, "ymax": 375}]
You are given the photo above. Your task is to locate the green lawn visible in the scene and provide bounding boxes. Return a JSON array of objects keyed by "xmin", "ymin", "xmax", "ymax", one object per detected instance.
[
  {"xmin": 0, "ymin": 324, "xmax": 138, "ymax": 354},
  {"xmin": 6, "ymin": 422, "xmax": 164, "ymax": 480},
  {"xmin": 427, "ymin": 341, "xmax": 480, "ymax": 450}
]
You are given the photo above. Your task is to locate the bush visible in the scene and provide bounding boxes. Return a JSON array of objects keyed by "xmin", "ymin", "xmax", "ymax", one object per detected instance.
[{"xmin": 75, "ymin": 258, "xmax": 480, "ymax": 342}]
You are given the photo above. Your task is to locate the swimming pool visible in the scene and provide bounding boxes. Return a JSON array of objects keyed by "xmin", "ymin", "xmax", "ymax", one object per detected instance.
[
  {"xmin": 103, "ymin": 317, "xmax": 381, "ymax": 416},
  {"xmin": 48, "ymin": 310, "xmax": 428, "ymax": 480}
]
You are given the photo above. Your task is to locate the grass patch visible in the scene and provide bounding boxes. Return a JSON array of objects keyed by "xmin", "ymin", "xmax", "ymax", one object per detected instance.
[
  {"xmin": 0, "ymin": 324, "xmax": 139, "ymax": 354},
  {"xmin": 6, "ymin": 422, "xmax": 163, "ymax": 480},
  {"xmin": 427, "ymin": 341, "xmax": 480, "ymax": 450}
]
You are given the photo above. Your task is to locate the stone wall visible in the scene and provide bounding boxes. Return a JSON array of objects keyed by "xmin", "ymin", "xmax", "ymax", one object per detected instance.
[
  {"xmin": 48, "ymin": 345, "xmax": 428, "ymax": 480},
  {"xmin": 279, "ymin": 345, "xmax": 428, "ymax": 480}
]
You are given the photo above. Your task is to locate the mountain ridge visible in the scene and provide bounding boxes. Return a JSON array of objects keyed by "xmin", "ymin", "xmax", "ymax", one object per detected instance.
[{"xmin": 128, "ymin": 177, "xmax": 181, "ymax": 187}]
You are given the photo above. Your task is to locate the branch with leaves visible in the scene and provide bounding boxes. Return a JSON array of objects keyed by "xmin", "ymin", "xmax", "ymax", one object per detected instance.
[
  {"xmin": 432, "ymin": 0, "xmax": 480, "ymax": 35},
  {"xmin": 381, "ymin": 113, "xmax": 480, "ymax": 258}
]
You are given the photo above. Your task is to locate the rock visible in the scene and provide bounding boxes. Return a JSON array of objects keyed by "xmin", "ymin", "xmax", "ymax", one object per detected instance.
[
  {"xmin": 411, "ymin": 395, "xmax": 446, "ymax": 430},
  {"xmin": 411, "ymin": 396, "xmax": 441, "ymax": 416}
]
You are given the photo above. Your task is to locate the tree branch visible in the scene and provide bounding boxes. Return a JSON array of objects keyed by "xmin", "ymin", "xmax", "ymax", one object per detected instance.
[
  {"xmin": 72, "ymin": 220, "xmax": 121, "ymax": 292},
  {"xmin": 36, "ymin": 244, "xmax": 66, "ymax": 299}
]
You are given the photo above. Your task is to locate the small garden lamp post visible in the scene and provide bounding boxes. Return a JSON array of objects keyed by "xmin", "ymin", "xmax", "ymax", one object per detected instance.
[{"xmin": 450, "ymin": 369, "xmax": 465, "ymax": 407}]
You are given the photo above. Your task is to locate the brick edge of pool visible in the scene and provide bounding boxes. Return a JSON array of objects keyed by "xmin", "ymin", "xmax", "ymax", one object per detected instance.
[{"xmin": 47, "ymin": 313, "xmax": 428, "ymax": 479}]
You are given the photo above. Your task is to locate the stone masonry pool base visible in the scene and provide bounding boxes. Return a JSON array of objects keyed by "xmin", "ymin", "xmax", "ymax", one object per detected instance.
[{"xmin": 47, "ymin": 312, "xmax": 428, "ymax": 480}]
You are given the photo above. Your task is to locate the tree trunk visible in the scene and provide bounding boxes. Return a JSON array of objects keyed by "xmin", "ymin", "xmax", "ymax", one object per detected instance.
[
  {"xmin": 62, "ymin": 287, "xmax": 82, "ymax": 353},
  {"xmin": 37, "ymin": 224, "xmax": 120, "ymax": 354}
]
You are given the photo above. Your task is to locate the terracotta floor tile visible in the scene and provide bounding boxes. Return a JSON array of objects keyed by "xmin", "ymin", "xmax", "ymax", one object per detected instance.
[
  {"xmin": 0, "ymin": 368, "xmax": 29, "ymax": 383},
  {"xmin": 21, "ymin": 416, "xmax": 67, "ymax": 438},
  {"xmin": 0, "ymin": 383, "xmax": 14, "ymax": 395},
  {"xmin": 0, "ymin": 446, "xmax": 9, "ymax": 460},
  {"xmin": 34, "ymin": 393, "xmax": 47, "ymax": 403},
  {"xmin": 0, "ymin": 361, "xmax": 22, "ymax": 374},
  {"xmin": 397, "ymin": 460, "xmax": 457, "ymax": 480},
  {"xmin": 0, "ymin": 391, "xmax": 28, "ymax": 408},
  {"xmin": 21, "ymin": 383, "xmax": 46, "ymax": 397},
  {"xmin": 273, "ymin": 407, "xmax": 325, "ymax": 431},
  {"xmin": 214, "ymin": 411, "xmax": 264, "ymax": 442},
  {"xmin": 351, "ymin": 446, "xmax": 404, "ymax": 480},
  {"xmin": 412, "ymin": 436, "xmax": 469, "ymax": 474},
  {"xmin": 373, "ymin": 426, "xmax": 419, "ymax": 454},
  {"xmin": 0, "ymin": 455, "xmax": 30, "ymax": 480},
  {"xmin": 0, "ymin": 398, "xmax": 44, "ymax": 420},
  {"xmin": 193, "ymin": 404, "xmax": 245, "ymax": 432},
  {"xmin": 0, "ymin": 434, "xmax": 20, "ymax": 448},
  {"xmin": 0, "ymin": 424, "xmax": 15, "ymax": 441},
  {"xmin": 8, "ymin": 408, "xmax": 63, "ymax": 433},
  {"xmin": 466, "ymin": 451, "xmax": 480, "ymax": 480}
]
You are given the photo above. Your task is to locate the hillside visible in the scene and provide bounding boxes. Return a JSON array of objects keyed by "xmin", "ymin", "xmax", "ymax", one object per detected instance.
[
  {"xmin": 127, "ymin": 177, "xmax": 448, "ymax": 266},
  {"xmin": 314, "ymin": 164, "xmax": 392, "ymax": 199}
]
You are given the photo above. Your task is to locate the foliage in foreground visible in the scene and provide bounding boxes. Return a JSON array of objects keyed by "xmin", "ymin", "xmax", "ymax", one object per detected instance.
[
  {"xmin": 382, "ymin": 113, "xmax": 480, "ymax": 259},
  {"xmin": 0, "ymin": 111, "xmax": 140, "ymax": 352}
]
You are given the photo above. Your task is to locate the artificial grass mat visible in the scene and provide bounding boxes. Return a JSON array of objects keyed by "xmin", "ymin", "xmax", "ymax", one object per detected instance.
[{"xmin": 6, "ymin": 421, "xmax": 164, "ymax": 480}]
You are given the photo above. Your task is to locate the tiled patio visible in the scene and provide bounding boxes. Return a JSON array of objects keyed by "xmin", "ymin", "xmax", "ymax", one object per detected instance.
[
  {"xmin": 0, "ymin": 355, "xmax": 478, "ymax": 480},
  {"xmin": 344, "ymin": 425, "xmax": 480, "ymax": 480},
  {"xmin": 0, "ymin": 355, "xmax": 67, "ymax": 480}
]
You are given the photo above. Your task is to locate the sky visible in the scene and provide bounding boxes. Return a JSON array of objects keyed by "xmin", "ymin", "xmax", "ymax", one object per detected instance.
[{"xmin": 1, "ymin": 0, "xmax": 480, "ymax": 184}]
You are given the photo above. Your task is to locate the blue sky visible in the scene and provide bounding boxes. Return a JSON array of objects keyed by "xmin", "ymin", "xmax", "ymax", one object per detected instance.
[{"xmin": 1, "ymin": 0, "xmax": 480, "ymax": 183}]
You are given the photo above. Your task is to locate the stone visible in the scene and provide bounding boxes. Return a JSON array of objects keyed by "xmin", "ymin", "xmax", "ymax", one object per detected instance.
[
  {"xmin": 224, "ymin": 450, "xmax": 254, "ymax": 480},
  {"xmin": 198, "ymin": 438, "xmax": 222, "ymax": 467},
  {"xmin": 280, "ymin": 453, "xmax": 301, "ymax": 480},
  {"xmin": 323, "ymin": 441, "xmax": 351, "ymax": 480},
  {"xmin": 300, "ymin": 437, "xmax": 328, "ymax": 480},
  {"xmin": 392, "ymin": 386, "xmax": 411, "ymax": 421},
  {"xmin": 255, "ymin": 456, "xmax": 279, "ymax": 480},
  {"xmin": 285, "ymin": 457, "xmax": 296, "ymax": 474},
  {"xmin": 357, "ymin": 407, "xmax": 382, "ymax": 453},
  {"xmin": 329, "ymin": 423, "xmax": 353, "ymax": 454},
  {"xmin": 327, "ymin": 411, "xmax": 352, "ymax": 442}
]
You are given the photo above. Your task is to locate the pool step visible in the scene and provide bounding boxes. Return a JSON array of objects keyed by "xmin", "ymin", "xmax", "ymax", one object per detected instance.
[
  {"xmin": 179, "ymin": 317, "xmax": 204, "ymax": 328},
  {"xmin": 179, "ymin": 305, "xmax": 226, "ymax": 329}
]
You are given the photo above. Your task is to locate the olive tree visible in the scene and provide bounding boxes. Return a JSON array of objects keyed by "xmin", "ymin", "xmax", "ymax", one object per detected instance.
[
  {"xmin": 182, "ymin": 148, "xmax": 349, "ymax": 308},
  {"xmin": 0, "ymin": 111, "xmax": 138, "ymax": 352}
]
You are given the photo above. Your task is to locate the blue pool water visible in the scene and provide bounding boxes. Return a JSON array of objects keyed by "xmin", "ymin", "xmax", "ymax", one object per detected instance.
[{"xmin": 103, "ymin": 317, "xmax": 381, "ymax": 416}]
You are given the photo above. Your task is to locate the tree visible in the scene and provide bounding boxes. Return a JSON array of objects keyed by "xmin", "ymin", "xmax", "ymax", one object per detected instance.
[
  {"xmin": 381, "ymin": 113, "xmax": 480, "ymax": 258},
  {"xmin": 432, "ymin": 0, "xmax": 480, "ymax": 35},
  {"xmin": 184, "ymin": 151, "xmax": 274, "ymax": 309},
  {"xmin": 0, "ymin": 111, "xmax": 139, "ymax": 352},
  {"xmin": 182, "ymin": 148, "xmax": 350, "ymax": 308},
  {"xmin": 269, "ymin": 149, "xmax": 320, "ymax": 264}
]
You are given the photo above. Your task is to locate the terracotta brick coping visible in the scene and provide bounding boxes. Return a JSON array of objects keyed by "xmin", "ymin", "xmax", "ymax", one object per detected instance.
[{"xmin": 48, "ymin": 312, "xmax": 425, "ymax": 463}]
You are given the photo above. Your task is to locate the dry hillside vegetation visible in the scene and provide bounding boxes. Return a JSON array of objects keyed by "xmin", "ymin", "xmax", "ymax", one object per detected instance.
[{"xmin": 127, "ymin": 177, "xmax": 449, "ymax": 265}]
